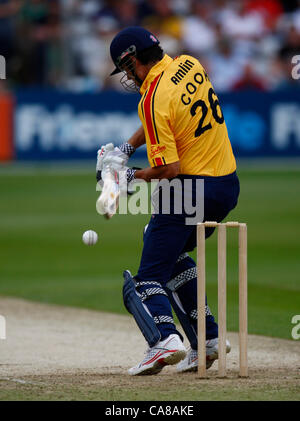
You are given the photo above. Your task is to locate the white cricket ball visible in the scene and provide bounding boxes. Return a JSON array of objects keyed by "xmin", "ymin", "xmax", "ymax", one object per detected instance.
[{"xmin": 82, "ymin": 230, "xmax": 98, "ymax": 246}]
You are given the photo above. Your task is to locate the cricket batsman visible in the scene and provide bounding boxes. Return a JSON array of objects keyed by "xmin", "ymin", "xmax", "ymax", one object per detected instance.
[{"xmin": 96, "ymin": 27, "xmax": 240, "ymax": 375}]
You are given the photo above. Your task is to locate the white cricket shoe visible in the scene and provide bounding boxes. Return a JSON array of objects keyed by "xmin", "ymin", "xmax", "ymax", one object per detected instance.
[
  {"xmin": 176, "ymin": 338, "xmax": 231, "ymax": 373},
  {"xmin": 128, "ymin": 334, "xmax": 187, "ymax": 376}
]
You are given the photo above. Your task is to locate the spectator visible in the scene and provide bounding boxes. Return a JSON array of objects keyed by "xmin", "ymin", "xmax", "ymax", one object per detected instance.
[
  {"xmin": 273, "ymin": 24, "xmax": 300, "ymax": 89},
  {"xmin": 293, "ymin": 7, "xmax": 300, "ymax": 33},
  {"xmin": 245, "ymin": 0, "xmax": 283, "ymax": 30},
  {"xmin": 181, "ymin": 0, "xmax": 217, "ymax": 57},
  {"xmin": 110, "ymin": 0, "xmax": 139, "ymax": 28},
  {"xmin": 140, "ymin": 0, "xmax": 183, "ymax": 56},
  {"xmin": 232, "ymin": 63, "xmax": 267, "ymax": 90},
  {"xmin": 217, "ymin": 1, "xmax": 266, "ymax": 40},
  {"xmin": 70, "ymin": 15, "xmax": 119, "ymax": 91},
  {"xmin": 211, "ymin": 0, "xmax": 267, "ymax": 70},
  {"xmin": 15, "ymin": 0, "xmax": 61, "ymax": 85},
  {"xmin": 206, "ymin": 38, "xmax": 246, "ymax": 92},
  {"xmin": 0, "ymin": 0, "xmax": 299, "ymax": 91},
  {"xmin": 0, "ymin": 0, "xmax": 20, "ymax": 60},
  {"xmin": 279, "ymin": 0, "xmax": 299, "ymax": 14},
  {"xmin": 279, "ymin": 25, "xmax": 300, "ymax": 60}
]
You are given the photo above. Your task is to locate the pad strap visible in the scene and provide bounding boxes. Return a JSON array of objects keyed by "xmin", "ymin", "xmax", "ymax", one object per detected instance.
[
  {"xmin": 140, "ymin": 287, "xmax": 168, "ymax": 302},
  {"xmin": 190, "ymin": 306, "xmax": 212, "ymax": 320},
  {"xmin": 166, "ymin": 267, "xmax": 197, "ymax": 292},
  {"xmin": 135, "ymin": 280, "xmax": 168, "ymax": 302},
  {"xmin": 153, "ymin": 315, "xmax": 175, "ymax": 325}
]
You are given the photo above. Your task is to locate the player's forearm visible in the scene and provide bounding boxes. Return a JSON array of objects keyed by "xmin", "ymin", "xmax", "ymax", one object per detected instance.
[
  {"xmin": 134, "ymin": 161, "xmax": 180, "ymax": 182},
  {"xmin": 128, "ymin": 126, "xmax": 146, "ymax": 149}
]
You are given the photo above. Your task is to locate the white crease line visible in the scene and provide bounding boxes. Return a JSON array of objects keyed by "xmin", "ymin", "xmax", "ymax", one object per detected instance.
[{"xmin": 0, "ymin": 377, "xmax": 42, "ymax": 385}]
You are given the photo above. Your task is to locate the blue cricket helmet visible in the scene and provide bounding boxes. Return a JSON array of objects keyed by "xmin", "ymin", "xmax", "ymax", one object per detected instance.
[{"xmin": 110, "ymin": 26, "xmax": 160, "ymax": 75}]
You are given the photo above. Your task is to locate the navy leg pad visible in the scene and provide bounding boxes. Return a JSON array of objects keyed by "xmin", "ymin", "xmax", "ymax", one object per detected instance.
[
  {"xmin": 123, "ymin": 270, "xmax": 161, "ymax": 348},
  {"xmin": 166, "ymin": 289, "xmax": 198, "ymax": 350}
]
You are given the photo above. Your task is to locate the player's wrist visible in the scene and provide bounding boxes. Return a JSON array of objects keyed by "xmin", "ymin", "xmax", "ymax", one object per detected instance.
[
  {"xmin": 119, "ymin": 142, "xmax": 136, "ymax": 157},
  {"xmin": 126, "ymin": 168, "xmax": 137, "ymax": 183}
]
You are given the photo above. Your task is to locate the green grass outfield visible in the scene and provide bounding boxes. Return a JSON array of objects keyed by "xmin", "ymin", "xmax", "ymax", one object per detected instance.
[{"xmin": 0, "ymin": 161, "xmax": 299, "ymax": 340}]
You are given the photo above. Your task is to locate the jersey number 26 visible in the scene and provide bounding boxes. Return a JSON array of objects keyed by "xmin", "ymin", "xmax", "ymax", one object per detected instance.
[{"xmin": 190, "ymin": 88, "xmax": 224, "ymax": 138}]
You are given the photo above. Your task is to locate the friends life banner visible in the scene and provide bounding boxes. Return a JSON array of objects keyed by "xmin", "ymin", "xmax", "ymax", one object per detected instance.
[{"xmin": 10, "ymin": 89, "xmax": 300, "ymax": 161}]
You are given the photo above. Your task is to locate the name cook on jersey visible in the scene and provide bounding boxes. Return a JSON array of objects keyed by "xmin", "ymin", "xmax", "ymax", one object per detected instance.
[{"xmin": 171, "ymin": 59, "xmax": 210, "ymax": 106}]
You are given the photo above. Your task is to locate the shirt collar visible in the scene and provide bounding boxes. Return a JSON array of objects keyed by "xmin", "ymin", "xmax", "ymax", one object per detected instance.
[{"xmin": 140, "ymin": 54, "xmax": 173, "ymax": 95}]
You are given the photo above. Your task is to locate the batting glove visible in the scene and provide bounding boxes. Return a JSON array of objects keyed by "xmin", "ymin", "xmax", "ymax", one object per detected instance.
[
  {"xmin": 96, "ymin": 143, "xmax": 114, "ymax": 184},
  {"xmin": 112, "ymin": 166, "xmax": 141, "ymax": 196},
  {"xmin": 96, "ymin": 142, "xmax": 136, "ymax": 183},
  {"xmin": 103, "ymin": 142, "xmax": 136, "ymax": 172}
]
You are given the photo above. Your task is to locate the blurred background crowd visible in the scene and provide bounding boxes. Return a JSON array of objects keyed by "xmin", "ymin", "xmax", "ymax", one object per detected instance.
[{"xmin": 0, "ymin": 0, "xmax": 299, "ymax": 92}]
